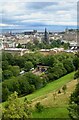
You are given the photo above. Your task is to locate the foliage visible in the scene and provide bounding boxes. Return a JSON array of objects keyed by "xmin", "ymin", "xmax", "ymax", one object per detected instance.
[
  {"xmin": 2, "ymin": 70, "xmax": 13, "ymax": 80},
  {"xmin": 35, "ymin": 102, "xmax": 44, "ymax": 112},
  {"xmin": 2, "ymin": 91, "xmax": 32, "ymax": 119},
  {"xmin": 74, "ymin": 69, "xmax": 79, "ymax": 79},
  {"xmin": 68, "ymin": 68, "xmax": 79, "ymax": 120},
  {"xmin": 17, "ymin": 43, "xmax": 22, "ymax": 48},
  {"xmin": 62, "ymin": 85, "xmax": 67, "ymax": 94},
  {"xmin": 8, "ymin": 65, "xmax": 20, "ymax": 76},
  {"xmin": 63, "ymin": 59, "xmax": 75, "ymax": 73},
  {"xmin": 2, "ymin": 72, "xmax": 45, "ymax": 101},
  {"xmin": 24, "ymin": 61, "xmax": 34, "ymax": 72},
  {"xmin": 2, "ymin": 61, "xmax": 9, "ymax": 70},
  {"xmin": 68, "ymin": 83, "xmax": 79, "ymax": 119},
  {"xmin": 2, "ymin": 51, "xmax": 76, "ymax": 102}
]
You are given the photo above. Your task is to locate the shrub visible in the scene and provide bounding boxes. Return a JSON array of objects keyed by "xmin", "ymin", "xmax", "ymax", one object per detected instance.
[{"xmin": 35, "ymin": 102, "xmax": 44, "ymax": 112}]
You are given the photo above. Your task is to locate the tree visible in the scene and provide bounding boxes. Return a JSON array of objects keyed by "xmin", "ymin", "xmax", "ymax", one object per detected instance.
[
  {"xmin": 24, "ymin": 61, "xmax": 34, "ymax": 72},
  {"xmin": 63, "ymin": 59, "xmax": 75, "ymax": 73},
  {"xmin": 2, "ymin": 91, "xmax": 32, "ymax": 119},
  {"xmin": 74, "ymin": 69, "xmax": 79, "ymax": 79},
  {"xmin": 62, "ymin": 85, "xmax": 67, "ymax": 94},
  {"xmin": 35, "ymin": 102, "xmax": 44, "ymax": 112},
  {"xmin": 68, "ymin": 83, "xmax": 79, "ymax": 119},
  {"xmin": 2, "ymin": 61, "xmax": 9, "ymax": 70},
  {"xmin": 14, "ymin": 56, "xmax": 26, "ymax": 68},
  {"xmin": 68, "ymin": 70, "xmax": 79, "ymax": 119},
  {"xmin": 3, "ymin": 70, "xmax": 13, "ymax": 80},
  {"xmin": 8, "ymin": 65, "xmax": 20, "ymax": 76},
  {"xmin": 17, "ymin": 43, "xmax": 22, "ymax": 48},
  {"xmin": 2, "ymin": 87, "xmax": 10, "ymax": 102},
  {"xmin": 24, "ymin": 72, "xmax": 44, "ymax": 89},
  {"xmin": 63, "ymin": 42, "xmax": 70, "ymax": 49}
]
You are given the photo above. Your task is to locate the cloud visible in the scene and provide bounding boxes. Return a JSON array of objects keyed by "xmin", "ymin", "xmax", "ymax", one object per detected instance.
[{"xmin": 0, "ymin": 0, "xmax": 78, "ymax": 30}]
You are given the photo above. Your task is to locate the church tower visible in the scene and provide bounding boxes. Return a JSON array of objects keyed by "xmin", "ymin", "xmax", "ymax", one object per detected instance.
[{"xmin": 44, "ymin": 28, "xmax": 49, "ymax": 44}]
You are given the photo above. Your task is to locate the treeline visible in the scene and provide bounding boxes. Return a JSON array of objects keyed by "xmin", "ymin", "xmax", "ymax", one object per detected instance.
[
  {"xmin": 19, "ymin": 39, "xmax": 69, "ymax": 50},
  {"xmin": 2, "ymin": 72, "xmax": 46, "ymax": 102},
  {"xmin": 2, "ymin": 52, "xmax": 79, "ymax": 102},
  {"xmin": 68, "ymin": 52, "xmax": 79, "ymax": 119},
  {"xmin": 2, "ymin": 52, "xmax": 40, "ymax": 81}
]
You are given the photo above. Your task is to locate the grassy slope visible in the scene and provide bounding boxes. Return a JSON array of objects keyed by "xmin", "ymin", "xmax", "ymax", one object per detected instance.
[
  {"xmin": 20, "ymin": 72, "xmax": 75, "ymax": 101},
  {"xmin": 32, "ymin": 78, "xmax": 77, "ymax": 118},
  {"xmin": 32, "ymin": 107, "xmax": 69, "ymax": 118},
  {"xmin": 20, "ymin": 71, "xmax": 76, "ymax": 118},
  {"xmin": 2, "ymin": 72, "xmax": 76, "ymax": 118}
]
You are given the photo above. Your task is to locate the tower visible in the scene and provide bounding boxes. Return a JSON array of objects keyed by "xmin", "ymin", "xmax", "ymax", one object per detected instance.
[{"xmin": 44, "ymin": 28, "xmax": 49, "ymax": 44}]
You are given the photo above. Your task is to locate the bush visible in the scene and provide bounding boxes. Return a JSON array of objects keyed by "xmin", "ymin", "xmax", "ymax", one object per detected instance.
[
  {"xmin": 62, "ymin": 85, "xmax": 67, "ymax": 94},
  {"xmin": 35, "ymin": 102, "xmax": 44, "ymax": 112},
  {"xmin": 58, "ymin": 90, "xmax": 61, "ymax": 94}
]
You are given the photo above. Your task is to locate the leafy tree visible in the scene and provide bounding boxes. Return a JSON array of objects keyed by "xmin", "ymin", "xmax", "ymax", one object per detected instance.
[
  {"xmin": 2, "ymin": 61, "xmax": 9, "ymax": 70},
  {"xmin": 33, "ymin": 38, "xmax": 39, "ymax": 45},
  {"xmin": 74, "ymin": 69, "xmax": 79, "ymax": 79},
  {"xmin": 62, "ymin": 85, "xmax": 67, "ymax": 94},
  {"xmin": 2, "ymin": 91, "xmax": 32, "ymax": 119},
  {"xmin": 17, "ymin": 43, "xmax": 22, "ymax": 48},
  {"xmin": 24, "ymin": 72, "xmax": 44, "ymax": 89},
  {"xmin": 63, "ymin": 59, "xmax": 75, "ymax": 73},
  {"xmin": 73, "ymin": 52, "xmax": 79, "ymax": 70},
  {"xmin": 40, "ymin": 55, "xmax": 55, "ymax": 66},
  {"xmin": 2, "ymin": 87, "xmax": 10, "ymax": 102},
  {"xmin": 68, "ymin": 83, "xmax": 79, "ymax": 119},
  {"xmin": 14, "ymin": 56, "xmax": 26, "ymax": 68},
  {"xmin": 3, "ymin": 70, "xmax": 13, "ymax": 80},
  {"xmin": 0, "ymin": 68, "xmax": 2, "ymax": 82},
  {"xmin": 8, "ymin": 65, "xmax": 20, "ymax": 76},
  {"xmin": 18, "ymin": 76, "xmax": 32, "ymax": 95},
  {"xmin": 35, "ymin": 102, "xmax": 44, "ymax": 112},
  {"xmin": 47, "ymin": 63, "xmax": 67, "ymax": 80},
  {"xmin": 63, "ymin": 42, "xmax": 70, "ymax": 49},
  {"xmin": 24, "ymin": 61, "xmax": 34, "ymax": 72}
]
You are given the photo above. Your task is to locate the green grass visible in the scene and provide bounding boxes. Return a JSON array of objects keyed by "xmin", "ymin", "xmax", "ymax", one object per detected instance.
[
  {"xmin": 32, "ymin": 107, "xmax": 69, "ymax": 118},
  {"xmin": 20, "ymin": 72, "xmax": 75, "ymax": 101}
]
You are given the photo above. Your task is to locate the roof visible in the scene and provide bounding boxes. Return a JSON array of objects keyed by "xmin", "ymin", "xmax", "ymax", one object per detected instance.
[{"xmin": 4, "ymin": 48, "xmax": 28, "ymax": 51}]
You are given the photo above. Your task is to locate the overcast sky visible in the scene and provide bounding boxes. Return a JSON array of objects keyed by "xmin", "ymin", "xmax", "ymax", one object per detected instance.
[{"xmin": 0, "ymin": 0, "xmax": 78, "ymax": 30}]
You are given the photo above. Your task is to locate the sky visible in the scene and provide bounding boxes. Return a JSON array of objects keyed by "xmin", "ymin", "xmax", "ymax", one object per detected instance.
[{"xmin": 0, "ymin": 0, "xmax": 78, "ymax": 31}]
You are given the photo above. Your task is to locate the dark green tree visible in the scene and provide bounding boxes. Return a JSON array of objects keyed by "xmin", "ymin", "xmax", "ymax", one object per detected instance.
[
  {"xmin": 62, "ymin": 85, "xmax": 67, "ymax": 94},
  {"xmin": 68, "ymin": 83, "xmax": 79, "ymax": 119},
  {"xmin": 8, "ymin": 65, "xmax": 20, "ymax": 76},
  {"xmin": 35, "ymin": 102, "xmax": 44, "ymax": 112},
  {"xmin": 2, "ymin": 61, "xmax": 9, "ymax": 70},
  {"xmin": 17, "ymin": 43, "xmax": 22, "ymax": 48},
  {"xmin": 3, "ymin": 70, "xmax": 13, "ymax": 80},
  {"xmin": 24, "ymin": 61, "xmax": 34, "ymax": 72}
]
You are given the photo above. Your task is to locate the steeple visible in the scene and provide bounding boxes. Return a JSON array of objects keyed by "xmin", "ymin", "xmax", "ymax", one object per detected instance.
[{"xmin": 44, "ymin": 28, "xmax": 49, "ymax": 43}]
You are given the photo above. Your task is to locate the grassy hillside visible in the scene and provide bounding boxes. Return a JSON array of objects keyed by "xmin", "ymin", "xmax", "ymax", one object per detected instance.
[
  {"xmin": 20, "ymin": 72, "xmax": 75, "ymax": 101},
  {"xmin": 20, "ymin": 71, "xmax": 77, "ymax": 118},
  {"xmin": 2, "ymin": 72, "xmax": 77, "ymax": 118},
  {"xmin": 32, "ymin": 107, "xmax": 69, "ymax": 118},
  {"xmin": 32, "ymin": 79, "xmax": 77, "ymax": 118}
]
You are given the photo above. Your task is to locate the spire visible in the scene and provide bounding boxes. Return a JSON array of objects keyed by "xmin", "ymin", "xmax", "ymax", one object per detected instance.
[{"xmin": 44, "ymin": 28, "xmax": 49, "ymax": 43}]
